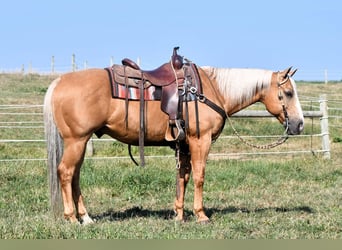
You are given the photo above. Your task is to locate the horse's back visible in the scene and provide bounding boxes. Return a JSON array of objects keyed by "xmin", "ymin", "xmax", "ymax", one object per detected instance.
[{"xmin": 56, "ymin": 69, "xmax": 110, "ymax": 94}]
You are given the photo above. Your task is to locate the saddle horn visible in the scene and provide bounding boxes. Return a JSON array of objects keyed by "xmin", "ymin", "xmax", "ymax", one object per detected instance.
[{"xmin": 172, "ymin": 46, "xmax": 183, "ymax": 70}]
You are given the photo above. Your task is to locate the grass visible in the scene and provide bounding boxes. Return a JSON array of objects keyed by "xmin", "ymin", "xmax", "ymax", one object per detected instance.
[
  {"xmin": 0, "ymin": 73, "xmax": 342, "ymax": 239},
  {"xmin": 1, "ymin": 157, "xmax": 342, "ymax": 239}
]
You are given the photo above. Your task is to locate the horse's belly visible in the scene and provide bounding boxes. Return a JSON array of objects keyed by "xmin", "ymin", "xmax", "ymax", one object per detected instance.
[{"xmin": 101, "ymin": 100, "xmax": 169, "ymax": 142}]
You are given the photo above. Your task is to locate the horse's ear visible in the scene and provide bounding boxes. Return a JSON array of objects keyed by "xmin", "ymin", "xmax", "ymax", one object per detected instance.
[
  {"xmin": 283, "ymin": 66, "xmax": 292, "ymax": 76},
  {"xmin": 289, "ymin": 68, "xmax": 298, "ymax": 77},
  {"xmin": 280, "ymin": 66, "xmax": 292, "ymax": 79}
]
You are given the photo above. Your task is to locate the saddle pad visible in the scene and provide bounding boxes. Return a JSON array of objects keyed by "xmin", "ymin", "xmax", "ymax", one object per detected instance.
[{"xmin": 111, "ymin": 81, "xmax": 162, "ymax": 101}]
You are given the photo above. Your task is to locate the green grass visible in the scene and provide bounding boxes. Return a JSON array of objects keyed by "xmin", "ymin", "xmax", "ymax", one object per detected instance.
[
  {"xmin": 0, "ymin": 73, "xmax": 342, "ymax": 239},
  {"xmin": 1, "ymin": 157, "xmax": 341, "ymax": 239}
]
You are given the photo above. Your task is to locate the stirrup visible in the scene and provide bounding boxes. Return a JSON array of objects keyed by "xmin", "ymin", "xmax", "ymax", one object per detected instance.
[{"xmin": 165, "ymin": 119, "xmax": 185, "ymax": 141}]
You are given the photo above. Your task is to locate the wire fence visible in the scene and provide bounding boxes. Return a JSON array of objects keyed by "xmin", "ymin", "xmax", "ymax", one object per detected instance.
[{"xmin": 1, "ymin": 94, "xmax": 339, "ymax": 163}]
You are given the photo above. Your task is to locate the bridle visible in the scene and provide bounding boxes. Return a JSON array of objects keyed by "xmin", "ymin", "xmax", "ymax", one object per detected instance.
[
  {"xmin": 225, "ymin": 72, "xmax": 292, "ymax": 149},
  {"xmin": 196, "ymin": 67, "xmax": 292, "ymax": 150},
  {"xmin": 277, "ymin": 72, "xmax": 290, "ymax": 134}
]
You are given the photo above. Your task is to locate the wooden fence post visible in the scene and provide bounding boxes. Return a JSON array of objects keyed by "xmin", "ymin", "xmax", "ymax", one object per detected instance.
[
  {"xmin": 319, "ymin": 94, "xmax": 330, "ymax": 159},
  {"xmin": 86, "ymin": 137, "xmax": 94, "ymax": 156},
  {"xmin": 28, "ymin": 61, "xmax": 32, "ymax": 74},
  {"xmin": 324, "ymin": 69, "xmax": 328, "ymax": 84},
  {"xmin": 72, "ymin": 53, "xmax": 76, "ymax": 72},
  {"xmin": 51, "ymin": 56, "xmax": 55, "ymax": 74}
]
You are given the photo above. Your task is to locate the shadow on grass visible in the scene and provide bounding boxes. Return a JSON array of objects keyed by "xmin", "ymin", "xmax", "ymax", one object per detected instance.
[
  {"xmin": 206, "ymin": 205, "xmax": 314, "ymax": 217},
  {"xmin": 91, "ymin": 205, "xmax": 314, "ymax": 222},
  {"xmin": 91, "ymin": 206, "xmax": 176, "ymax": 222}
]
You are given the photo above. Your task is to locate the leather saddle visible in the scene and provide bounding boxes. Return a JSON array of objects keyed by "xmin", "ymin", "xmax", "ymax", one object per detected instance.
[
  {"xmin": 108, "ymin": 47, "xmax": 185, "ymax": 137},
  {"xmin": 114, "ymin": 47, "xmax": 184, "ymax": 89},
  {"xmin": 105, "ymin": 47, "xmax": 201, "ymax": 166}
]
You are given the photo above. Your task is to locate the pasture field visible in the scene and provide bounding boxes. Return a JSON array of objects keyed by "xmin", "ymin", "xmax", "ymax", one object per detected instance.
[{"xmin": 0, "ymin": 73, "xmax": 341, "ymax": 239}]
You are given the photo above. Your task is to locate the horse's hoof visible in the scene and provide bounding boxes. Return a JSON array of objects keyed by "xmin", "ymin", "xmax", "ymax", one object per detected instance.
[
  {"xmin": 80, "ymin": 214, "xmax": 95, "ymax": 225},
  {"xmin": 197, "ymin": 216, "xmax": 210, "ymax": 224},
  {"xmin": 65, "ymin": 214, "xmax": 79, "ymax": 224},
  {"xmin": 174, "ymin": 214, "xmax": 185, "ymax": 223},
  {"xmin": 199, "ymin": 219, "xmax": 210, "ymax": 225}
]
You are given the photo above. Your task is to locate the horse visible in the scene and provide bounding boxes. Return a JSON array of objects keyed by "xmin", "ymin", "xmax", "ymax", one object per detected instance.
[{"xmin": 44, "ymin": 61, "xmax": 304, "ymax": 224}]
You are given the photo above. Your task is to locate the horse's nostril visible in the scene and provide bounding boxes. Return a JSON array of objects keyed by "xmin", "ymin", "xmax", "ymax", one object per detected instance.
[{"xmin": 298, "ymin": 121, "xmax": 304, "ymax": 132}]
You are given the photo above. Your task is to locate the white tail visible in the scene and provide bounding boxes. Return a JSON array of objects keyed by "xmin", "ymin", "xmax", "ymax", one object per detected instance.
[{"xmin": 43, "ymin": 77, "xmax": 63, "ymax": 218}]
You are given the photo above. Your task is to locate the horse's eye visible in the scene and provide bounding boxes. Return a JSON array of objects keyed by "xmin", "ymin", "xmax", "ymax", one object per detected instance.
[{"xmin": 284, "ymin": 90, "xmax": 293, "ymax": 98}]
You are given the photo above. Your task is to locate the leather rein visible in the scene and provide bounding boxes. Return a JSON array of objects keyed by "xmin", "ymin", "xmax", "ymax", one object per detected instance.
[{"xmin": 200, "ymin": 69, "xmax": 290, "ymax": 149}]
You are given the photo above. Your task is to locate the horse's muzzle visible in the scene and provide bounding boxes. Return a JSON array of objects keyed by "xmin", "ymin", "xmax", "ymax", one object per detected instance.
[{"xmin": 286, "ymin": 119, "xmax": 304, "ymax": 135}]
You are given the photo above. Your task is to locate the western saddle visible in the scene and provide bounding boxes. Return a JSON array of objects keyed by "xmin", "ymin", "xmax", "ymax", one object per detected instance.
[{"xmin": 105, "ymin": 47, "xmax": 202, "ymax": 166}]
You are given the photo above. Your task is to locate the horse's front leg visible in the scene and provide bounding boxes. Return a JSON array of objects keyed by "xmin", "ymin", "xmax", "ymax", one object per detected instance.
[
  {"xmin": 188, "ymin": 136, "xmax": 211, "ymax": 223},
  {"xmin": 174, "ymin": 149, "xmax": 191, "ymax": 222}
]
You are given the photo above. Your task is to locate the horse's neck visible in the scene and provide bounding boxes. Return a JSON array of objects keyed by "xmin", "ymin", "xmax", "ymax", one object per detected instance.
[{"xmin": 210, "ymin": 67, "xmax": 273, "ymax": 115}]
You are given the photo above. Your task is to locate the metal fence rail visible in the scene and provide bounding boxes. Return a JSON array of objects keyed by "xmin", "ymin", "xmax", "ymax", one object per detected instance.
[{"xmin": 0, "ymin": 95, "xmax": 332, "ymax": 162}]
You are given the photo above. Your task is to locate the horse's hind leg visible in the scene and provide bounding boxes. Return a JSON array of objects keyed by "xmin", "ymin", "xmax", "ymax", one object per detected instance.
[
  {"xmin": 174, "ymin": 144, "xmax": 191, "ymax": 222},
  {"xmin": 58, "ymin": 138, "xmax": 91, "ymax": 223},
  {"xmin": 72, "ymin": 158, "xmax": 93, "ymax": 224}
]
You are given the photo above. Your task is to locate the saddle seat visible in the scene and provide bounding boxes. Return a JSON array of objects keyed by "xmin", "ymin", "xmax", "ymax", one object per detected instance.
[
  {"xmin": 121, "ymin": 46, "xmax": 184, "ymax": 87},
  {"xmin": 121, "ymin": 59, "xmax": 180, "ymax": 86}
]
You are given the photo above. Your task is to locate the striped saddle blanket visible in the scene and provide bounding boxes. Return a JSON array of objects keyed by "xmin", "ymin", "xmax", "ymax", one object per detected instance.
[{"xmin": 110, "ymin": 78, "xmax": 162, "ymax": 101}]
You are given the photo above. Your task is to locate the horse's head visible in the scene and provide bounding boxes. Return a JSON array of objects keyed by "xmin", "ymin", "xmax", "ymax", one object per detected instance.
[{"xmin": 262, "ymin": 67, "xmax": 304, "ymax": 135}]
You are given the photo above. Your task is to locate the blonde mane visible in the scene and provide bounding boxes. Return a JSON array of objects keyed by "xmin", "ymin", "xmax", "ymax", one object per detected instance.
[{"xmin": 204, "ymin": 67, "xmax": 273, "ymax": 106}]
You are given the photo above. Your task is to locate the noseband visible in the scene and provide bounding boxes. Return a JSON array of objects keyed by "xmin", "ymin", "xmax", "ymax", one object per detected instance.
[{"xmin": 277, "ymin": 72, "xmax": 290, "ymax": 133}]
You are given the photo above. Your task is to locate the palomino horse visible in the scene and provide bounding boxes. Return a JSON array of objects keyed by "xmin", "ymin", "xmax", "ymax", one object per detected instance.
[{"xmin": 44, "ymin": 62, "xmax": 304, "ymax": 224}]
